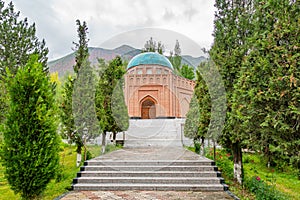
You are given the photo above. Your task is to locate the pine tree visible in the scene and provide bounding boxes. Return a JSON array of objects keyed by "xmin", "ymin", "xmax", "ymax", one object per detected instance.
[
  {"xmin": 0, "ymin": 0, "xmax": 48, "ymax": 130},
  {"xmin": 1, "ymin": 55, "xmax": 59, "ymax": 200},
  {"xmin": 0, "ymin": 1, "xmax": 48, "ymax": 77}
]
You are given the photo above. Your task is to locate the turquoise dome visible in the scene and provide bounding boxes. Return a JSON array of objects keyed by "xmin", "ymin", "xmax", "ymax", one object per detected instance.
[{"xmin": 127, "ymin": 52, "xmax": 173, "ymax": 70}]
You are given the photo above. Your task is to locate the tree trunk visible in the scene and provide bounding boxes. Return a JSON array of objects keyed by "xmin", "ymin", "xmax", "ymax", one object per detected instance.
[
  {"xmin": 76, "ymin": 146, "xmax": 82, "ymax": 167},
  {"xmin": 233, "ymin": 142, "xmax": 243, "ymax": 184},
  {"xmin": 200, "ymin": 136, "xmax": 205, "ymax": 156},
  {"xmin": 101, "ymin": 131, "xmax": 106, "ymax": 154},
  {"xmin": 213, "ymin": 140, "xmax": 216, "ymax": 161},
  {"xmin": 113, "ymin": 132, "xmax": 117, "ymax": 145}
]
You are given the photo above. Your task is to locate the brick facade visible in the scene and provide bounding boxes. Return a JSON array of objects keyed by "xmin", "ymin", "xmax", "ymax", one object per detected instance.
[{"xmin": 124, "ymin": 64, "xmax": 195, "ymax": 119}]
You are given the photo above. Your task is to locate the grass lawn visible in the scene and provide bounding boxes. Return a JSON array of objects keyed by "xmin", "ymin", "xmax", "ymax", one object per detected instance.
[
  {"xmin": 0, "ymin": 144, "xmax": 121, "ymax": 200},
  {"xmin": 242, "ymin": 153, "xmax": 300, "ymax": 200},
  {"xmin": 187, "ymin": 146, "xmax": 300, "ymax": 200}
]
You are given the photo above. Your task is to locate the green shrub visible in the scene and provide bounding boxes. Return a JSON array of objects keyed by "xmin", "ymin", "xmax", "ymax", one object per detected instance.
[
  {"xmin": 245, "ymin": 176, "xmax": 288, "ymax": 200},
  {"xmin": 0, "ymin": 56, "xmax": 60, "ymax": 200},
  {"xmin": 206, "ymin": 148, "xmax": 234, "ymax": 179}
]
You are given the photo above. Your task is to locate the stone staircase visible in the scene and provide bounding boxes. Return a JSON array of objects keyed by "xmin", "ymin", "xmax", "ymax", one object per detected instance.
[
  {"xmin": 72, "ymin": 159, "xmax": 228, "ymax": 191},
  {"xmin": 72, "ymin": 119, "xmax": 228, "ymax": 191}
]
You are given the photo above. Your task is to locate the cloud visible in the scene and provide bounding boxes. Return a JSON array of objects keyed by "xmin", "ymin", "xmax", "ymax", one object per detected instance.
[{"xmin": 3, "ymin": 0, "xmax": 215, "ymax": 60}]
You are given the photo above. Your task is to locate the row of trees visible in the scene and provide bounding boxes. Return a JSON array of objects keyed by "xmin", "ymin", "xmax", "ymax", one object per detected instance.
[
  {"xmin": 0, "ymin": 1, "xmax": 129, "ymax": 198},
  {"xmin": 60, "ymin": 20, "xmax": 129, "ymax": 165},
  {"xmin": 186, "ymin": 0, "xmax": 299, "ymax": 184}
]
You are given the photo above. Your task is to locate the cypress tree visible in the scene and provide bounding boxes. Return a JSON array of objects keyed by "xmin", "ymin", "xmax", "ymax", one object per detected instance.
[
  {"xmin": 233, "ymin": 0, "xmax": 300, "ymax": 169},
  {"xmin": 1, "ymin": 55, "xmax": 59, "ymax": 199},
  {"xmin": 72, "ymin": 59, "xmax": 99, "ymax": 165},
  {"xmin": 210, "ymin": 0, "xmax": 253, "ymax": 184},
  {"xmin": 95, "ymin": 56, "xmax": 128, "ymax": 153}
]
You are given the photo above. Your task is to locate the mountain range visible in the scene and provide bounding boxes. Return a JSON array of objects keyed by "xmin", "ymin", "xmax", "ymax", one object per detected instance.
[{"xmin": 48, "ymin": 45, "xmax": 206, "ymax": 77}]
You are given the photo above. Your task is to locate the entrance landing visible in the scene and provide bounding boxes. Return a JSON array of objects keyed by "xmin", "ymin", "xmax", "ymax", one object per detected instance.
[{"xmin": 123, "ymin": 119, "xmax": 193, "ymax": 147}]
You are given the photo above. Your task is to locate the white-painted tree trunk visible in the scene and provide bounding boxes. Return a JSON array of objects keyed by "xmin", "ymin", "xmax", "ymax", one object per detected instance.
[
  {"xmin": 76, "ymin": 153, "xmax": 81, "ymax": 167},
  {"xmin": 200, "ymin": 137, "xmax": 205, "ymax": 156},
  {"xmin": 233, "ymin": 142, "xmax": 243, "ymax": 185},
  {"xmin": 101, "ymin": 132, "xmax": 106, "ymax": 154},
  {"xmin": 234, "ymin": 162, "xmax": 243, "ymax": 184}
]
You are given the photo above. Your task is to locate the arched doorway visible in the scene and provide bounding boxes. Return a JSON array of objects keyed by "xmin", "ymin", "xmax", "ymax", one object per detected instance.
[{"xmin": 141, "ymin": 99, "xmax": 156, "ymax": 119}]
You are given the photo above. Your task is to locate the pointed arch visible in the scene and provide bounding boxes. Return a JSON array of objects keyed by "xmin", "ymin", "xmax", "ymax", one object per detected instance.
[
  {"xmin": 140, "ymin": 95, "xmax": 157, "ymax": 119},
  {"xmin": 180, "ymin": 97, "xmax": 190, "ymax": 118}
]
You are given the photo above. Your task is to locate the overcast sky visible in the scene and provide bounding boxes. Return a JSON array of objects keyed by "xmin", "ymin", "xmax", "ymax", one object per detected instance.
[{"xmin": 3, "ymin": 0, "xmax": 216, "ymax": 61}]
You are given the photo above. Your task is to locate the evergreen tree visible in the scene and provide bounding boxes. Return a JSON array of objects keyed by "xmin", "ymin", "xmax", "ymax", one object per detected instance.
[
  {"xmin": 0, "ymin": 0, "xmax": 48, "ymax": 131},
  {"xmin": 157, "ymin": 41, "xmax": 165, "ymax": 55},
  {"xmin": 233, "ymin": 0, "xmax": 300, "ymax": 169},
  {"xmin": 111, "ymin": 80, "xmax": 129, "ymax": 139},
  {"xmin": 185, "ymin": 60, "xmax": 225, "ymax": 156},
  {"xmin": 210, "ymin": 0, "xmax": 252, "ymax": 184},
  {"xmin": 0, "ymin": 1, "xmax": 48, "ymax": 77},
  {"xmin": 95, "ymin": 56, "xmax": 128, "ymax": 153},
  {"xmin": 73, "ymin": 20, "xmax": 89, "ymax": 74},
  {"xmin": 142, "ymin": 37, "xmax": 156, "ymax": 53},
  {"xmin": 0, "ymin": 79, "xmax": 7, "ymax": 125},
  {"xmin": 172, "ymin": 40, "xmax": 182, "ymax": 74},
  {"xmin": 142, "ymin": 37, "xmax": 165, "ymax": 54},
  {"xmin": 60, "ymin": 19, "xmax": 93, "ymax": 166},
  {"xmin": 60, "ymin": 75, "xmax": 76, "ymax": 142},
  {"xmin": 1, "ymin": 55, "xmax": 59, "ymax": 200},
  {"xmin": 72, "ymin": 58, "xmax": 99, "ymax": 164},
  {"xmin": 184, "ymin": 93, "xmax": 203, "ymax": 154},
  {"xmin": 179, "ymin": 64, "xmax": 195, "ymax": 80}
]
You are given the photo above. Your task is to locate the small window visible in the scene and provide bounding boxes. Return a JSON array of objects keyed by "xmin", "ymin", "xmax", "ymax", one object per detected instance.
[
  {"xmin": 137, "ymin": 69, "xmax": 143, "ymax": 74},
  {"xmin": 156, "ymin": 69, "xmax": 162, "ymax": 74},
  {"xmin": 146, "ymin": 68, "xmax": 152, "ymax": 74}
]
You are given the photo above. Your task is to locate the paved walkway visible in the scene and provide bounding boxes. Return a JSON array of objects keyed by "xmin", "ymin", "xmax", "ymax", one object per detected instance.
[
  {"xmin": 59, "ymin": 119, "xmax": 233, "ymax": 200},
  {"xmin": 59, "ymin": 147, "xmax": 233, "ymax": 200},
  {"xmin": 94, "ymin": 147, "xmax": 207, "ymax": 161},
  {"xmin": 60, "ymin": 190, "xmax": 233, "ymax": 200}
]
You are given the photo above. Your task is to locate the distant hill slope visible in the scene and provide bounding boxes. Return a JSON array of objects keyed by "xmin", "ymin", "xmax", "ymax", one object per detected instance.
[{"xmin": 48, "ymin": 45, "xmax": 205, "ymax": 77}]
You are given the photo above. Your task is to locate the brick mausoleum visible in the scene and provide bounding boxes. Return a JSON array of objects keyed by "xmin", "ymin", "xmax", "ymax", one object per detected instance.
[{"xmin": 124, "ymin": 52, "xmax": 195, "ymax": 119}]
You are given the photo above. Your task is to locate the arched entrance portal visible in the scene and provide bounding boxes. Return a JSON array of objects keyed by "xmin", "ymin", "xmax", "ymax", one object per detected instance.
[{"xmin": 141, "ymin": 99, "xmax": 156, "ymax": 119}]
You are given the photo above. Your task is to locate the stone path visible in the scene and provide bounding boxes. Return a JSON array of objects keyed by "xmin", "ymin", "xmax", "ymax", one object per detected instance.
[
  {"xmin": 59, "ymin": 119, "xmax": 233, "ymax": 199},
  {"xmin": 60, "ymin": 147, "xmax": 233, "ymax": 200},
  {"xmin": 60, "ymin": 190, "xmax": 232, "ymax": 200}
]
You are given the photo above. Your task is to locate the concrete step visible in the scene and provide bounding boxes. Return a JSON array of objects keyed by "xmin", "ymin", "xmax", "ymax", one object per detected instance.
[
  {"xmin": 124, "ymin": 139, "xmax": 183, "ymax": 147},
  {"xmin": 72, "ymin": 183, "xmax": 228, "ymax": 191},
  {"xmin": 77, "ymin": 171, "xmax": 222, "ymax": 178},
  {"xmin": 84, "ymin": 160, "xmax": 215, "ymax": 166},
  {"xmin": 73, "ymin": 177, "xmax": 225, "ymax": 184},
  {"xmin": 80, "ymin": 165, "xmax": 218, "ymax": 172}
]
